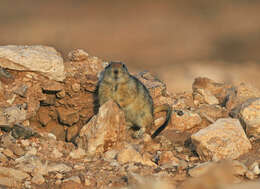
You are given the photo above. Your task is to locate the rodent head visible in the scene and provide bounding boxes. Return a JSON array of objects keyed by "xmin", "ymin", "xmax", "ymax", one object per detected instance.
[{"xmin": 102, "ymin": 62, "xmax": 130, "ymax": 83}]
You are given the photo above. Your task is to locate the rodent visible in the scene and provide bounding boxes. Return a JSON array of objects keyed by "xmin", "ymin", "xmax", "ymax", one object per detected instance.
[{"xmin": 97, "ymin": 61, "xmax": 172, "ymax": 138}]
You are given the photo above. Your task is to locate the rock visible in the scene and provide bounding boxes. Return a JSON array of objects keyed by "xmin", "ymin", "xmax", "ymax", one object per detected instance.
[
  {"xmin": 188, "ymin": 162, "xmax": 216, "ymax": 177},
  {"xmin": 63, "ymin": 176, "xmax": 81, "ymax": 184},
  {"xmin": 71, "ymin": 83, "xmax": 81, "ymax": 92},
  {"xmin": 0, "ymin": 167, "xmax": 30, "ymax": 182},
  {"xmin": 69, "ymin": 148, "xmax": 86, "ymax": 159},
  {"xmin": 66, "ymin": 123, "xmax": 80, "ymax": 142},
  {"xmin": 60, "ymin": 181, "xmax": 84, "ymax": 189},
  {"xmin": 56, "ymin": 89, "xmax": 66, "ymax": 98},
  {"xmin": 249, "ymin": 162, "xmax": 260, "ymax": 175},
  {"xmin": 65, "ymin": 52, "xmax": 106, "ymax": 92},
  {"xmin": 197, "ymin": 104, "xmax": 229, "ymax": 123},
  {"xmin": 191, "ymin": 118, "xmax": 251, "ymax": 161},
  {"xmin": 11, "ymin": 124, "xmax": 38, "ymax": 139},
  {"xmin": 68, "ymin": 49, "xmax": 89, "ymax": 61},
  {"xmin": 171, "ymin": 110, "xmax": 202, "ymax": 131},
  {"xmin": 14, "ymin": 84, "xmax": 28, "ymax": 97},
  {"xmin": 16, "ymin": 155, "xmax": 48, "ymax": 176},
  {"xmin": 2, "ymin": 148, "xmax": 15, "ymax": 159},
  {"xmin": 231, "ymin": 160, "xmax": 247, "ymax": 176},
  {"xmin": 44, "ymin": 120, "xmax": 65, "ymax": 141},
  {"xmin": 158, "ymin": 151, "xmax": 179, "ymax": 167},
  {"xmin": 37, "ymin": 107, "xmax": 52, "ymax": 126},
  {"xmin": 135, "ymin": 71, "xmax": 167, "ymax": 99},
  {"xmin": 117, "ymin": 144, "xmax": 155, "ymax": 166},
  {"xmin": 104, "ymin": 149, "xmax": 118, "ymax": 161},
  {"xmin": 226, "ymin": 83, "xmax": 260, "ymax": 111},
  {"xmin": 245, "ymin": 171, "xmax": 256, "ymax": 180},
  {"xmin": 0, "ymin": 152, "xmax": 8, "ymax": 163},
  {"xmin": 0, "ymin": 66, "xmax": 12, "ymax": 79},
  {"xmin": 31, "ymin": 174, "xmax": 45, "ymax": 185},
  {"xmin": 57, "ymin": 107, "xmax": 79, "ymax": 126},
  {"xmin": 192, "ymin": 77, "xmax": 231, "ymax": 106},
  {"xmin": 40, "ymin": 94, "xmax": 56, "ymax": 105},
  {"xmin": 48, "ymin": 163, "xmax": 72, "ymax": 173},
  {"xmin": 52, "ymin": 148, "xmax": 63, "ymax": 159},
  {"xmin": 76, "ymin": 100, "xmax": 126, "ymax": 155},
  {"xmin": 0, "ymin": 45, "xmax": 65, "ymax": 81},
  {"xmin": 12, "ymin": 124, "xmax": 38, "ymax": 139},
  {"xmin": 193, "ymin": 88, "xmax": 219, "ymax": 106},
  {"xmin": 42, "ymin": 80, "xmax": 64, "ymax": 92},
  {"xmin": 0, "ymin": 104, "xmax": 27, "ymax": 127},
  {"xmin": 117, "ymin": 144, "xmax": 144, "ymax": 164},
  {"xmin": 0, "ymin": 177, "xmax": 18, "ymax": 188},
  {"xmin": 239, "ymin": 98, "xmax": 260, "ymax": 138}
]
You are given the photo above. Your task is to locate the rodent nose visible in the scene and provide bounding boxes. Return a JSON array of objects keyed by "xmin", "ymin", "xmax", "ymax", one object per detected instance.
[{"xmin": 114, "ymin": 70, "xmax": 118, "ymax": 74}]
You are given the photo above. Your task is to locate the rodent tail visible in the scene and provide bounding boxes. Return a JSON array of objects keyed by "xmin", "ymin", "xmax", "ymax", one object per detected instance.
[{"xmin": 151, "ymin": 104, "xmax": 172, "ymax": 139}]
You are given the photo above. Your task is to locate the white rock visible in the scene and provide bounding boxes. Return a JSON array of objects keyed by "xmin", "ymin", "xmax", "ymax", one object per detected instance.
[
  {"xmin": 0, "ymin": 45, "xmax": 65, "ymax": 81},
  {"xmin": 191, "ymin": 118, "xmax": 251, "ymax": 161}
]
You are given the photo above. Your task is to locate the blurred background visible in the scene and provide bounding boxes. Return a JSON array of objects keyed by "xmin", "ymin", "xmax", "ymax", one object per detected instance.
[{"xmin": 1, "ymin": 0, "xmax": 260, "ymax": 92}]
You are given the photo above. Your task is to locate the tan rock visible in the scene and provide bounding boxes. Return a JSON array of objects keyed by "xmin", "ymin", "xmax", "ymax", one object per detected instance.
[
  {"xmin": 198, "ymin": 104, "xmax": 229, "ymax": 123},
  {"xmin": 48, "ymin": 163, "xmax": 72, "ymax": 173},
  {"xmin": 239, "ymin": 98, "xmax": 260, "ymax": 138},
  {"xmin": 40, "ymin": 94, "xmax": 56, "ymax": 105},
  {"xmin": 171, "ymin": 110, "xmax": 201, "ymax": 131},
  {"xmin": 42, "ymin": 80, "xmax": 64, "ymax": 92},
  {"xmin": 226, "ymin": 83, "xmax": 260, "ymax": 111},
  {"xmin": 65, "ymin": 52, "xmax": 106, "ymax": 92},
  {"xmin": 45, "ymin": 120, "xmax": 65, "ymax": 141},
  {"xmin": 135, "ymin": 71, "xmax": 167, "ymax": 99},
  {"xmin": 57, "ymin": 107, "xmax": 79, "ymax": 126},
  {"xmin": 249, "ymin": 162, "xmax": 260, "ymax": 175},
  {"xmin": 56, "ymin": 89, "xmax": 66, "ymax": 98},
  {"xmin": 0, "ymin": 152, "xmax": 8, "ymax": 163},
  {"xmin": 188, "ymin": 162, "xmax": 216, "ymax": 177},
  {"xmin": 31, "ymin": 174, "xmax": 45, "ymax": 185},
  {"xmin": 158, "ymin": 151, "xmax": 179, "ymax": 166},
  {"xmin": 2, "ymin": 148, "xmax": 15, "ymax": 159},
  {"xmin": 69, "ymin": 148, "xmax": 86, "ymax": 159},
  {"xmin": 71, "ymin": 83, "xmax": 81, "ymax": 92},
  {"xmin": 0, "ymin": 45, "xmax": 65, "ymax": 81},
  {"xmin": 77, "ymin": 100, "xmax": 126, "ymax": 155},
  {"xmin": 191, "ymin": 118, "xmax": 251, "ymax": 161},
  {"xmin": 37, "ymin": 107, "xmax": 52, "ymax": 126},
  {"xmin": 68, "ymin": 49, "xmax": 89, "ymax": 61},
  {"xmin": 66, "ymin": 123, "xmax": 80, "ymax": 142},
  {"xmin": 193, "ymin": 88, "xmax": 219, "ymax": 106},
  {"xmin": 0, "ymin": 177, "xmax": 18, "ymax": 188},
  {"xmin": 0, "ymin": 167, "xmax": 30, "ymax": 182},
  {"xmin": 192, "ymin": 77, "xmax": 231, "ymax": 105},
  {"xmin": 52, "ymin": 148, "xmax": 63, "ymax": 159},
  {"xmin": 0, "ymin": 104, "xmax": 27, "ymax": 126},
  {"xmin": 117, "ymin": 144, "xmax": 155, "ymax": 166},
  {"xmin": 231, "ymin": 160, "xmax": 247, "ymax": 176},
  {"xmin": 60, "ymin": 181, "xmax": 84, "ymax": 189},
  {"xmin": 63, "ymin": 176, "xmax": 81, "ymax": 184}
]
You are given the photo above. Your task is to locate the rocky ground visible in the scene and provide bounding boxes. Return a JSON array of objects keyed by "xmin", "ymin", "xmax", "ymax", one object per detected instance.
[{"xmin": 0, "ymin": 45, "xmax": 260, "ymax": 188}]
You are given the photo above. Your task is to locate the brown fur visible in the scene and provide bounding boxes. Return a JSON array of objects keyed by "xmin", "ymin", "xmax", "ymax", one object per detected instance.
[{"xmin": 97, "ymin": 61, "xmax": 171, "ymax": 138}]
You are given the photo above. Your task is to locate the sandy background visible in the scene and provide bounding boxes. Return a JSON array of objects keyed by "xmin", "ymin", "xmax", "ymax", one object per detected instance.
[{"xmin": 1, "ymin": 0, "xmax": 260, "ymax": 92}]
